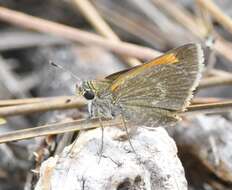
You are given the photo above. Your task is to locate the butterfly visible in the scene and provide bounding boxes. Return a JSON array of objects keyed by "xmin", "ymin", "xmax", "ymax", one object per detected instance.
[{"xmin": 76, "ymin": 43, "xmax": 204, "ymax": 127}]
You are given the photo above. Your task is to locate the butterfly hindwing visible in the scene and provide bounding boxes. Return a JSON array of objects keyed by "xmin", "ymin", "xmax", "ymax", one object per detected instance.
[{"xmin": 121, "ymin": 105, "xmax": 178, "ymax": 127}]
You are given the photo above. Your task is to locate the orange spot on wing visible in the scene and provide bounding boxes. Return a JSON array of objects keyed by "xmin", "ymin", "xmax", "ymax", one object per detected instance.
[
  {"xmin": 110, "ymin": 53, "xmax": 179, "ymax": 91},
  {"xmin": 149, "ymin": 53, "xmax": 179, "ymax": 66}
]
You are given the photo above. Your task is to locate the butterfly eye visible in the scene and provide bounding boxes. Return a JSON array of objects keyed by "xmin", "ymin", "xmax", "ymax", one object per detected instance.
[{"xmin": 83, "ymin": 91, "xmax": 95, "ymax": 100}]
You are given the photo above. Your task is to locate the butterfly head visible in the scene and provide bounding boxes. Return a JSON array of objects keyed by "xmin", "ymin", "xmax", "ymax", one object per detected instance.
[{"xmin": 76, "ymin": 81, "xmax": 96, "ymax": 100}]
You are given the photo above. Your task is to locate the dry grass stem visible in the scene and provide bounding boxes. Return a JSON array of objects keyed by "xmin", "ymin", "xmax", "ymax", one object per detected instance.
[
  {"xmin": 72, "ymin": 0, "xmax": 141, "ymax": 67},
  {"xmin": 95, "ymin": 2, "xmax": 167, "ymax": 48},
  {"xmin": 0, "ymin": 6, "xmax": 161, "ymax": 60},
  {"xmin": 197, "ymin": 0, "xmax": 232, "ymax": 34},
  {"xmin": 0, "ymin": 96, "xmax": 74, "ymax": 107},
  {"xmin": 0, "ymin": 96, "xmax": 86, "ymax": 117},
  {"xmin": 199, "ymin": 75, "xmax": 232, "ymax": 88},
  {"xmin": 208, "ymin": 69, "xmax": 232, "ymax": 77},
  {"xmin": 191, "ymin": 97, "xmax": 225, "ymax": 104},
  {"xmin": 0, "ymin": 117, "xmax": 122, "ymax": 143},
  {"xmin": 187, "ymin": 100, "xmax": 232, "ymax": 115},
  {"xmin": 152, "ymin": 0, "xmax": 206, "ymax": 37}
]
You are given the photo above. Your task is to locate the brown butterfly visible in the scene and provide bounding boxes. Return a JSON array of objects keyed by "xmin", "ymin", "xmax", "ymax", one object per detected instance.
[{"xmin": 76, "ymin": 43, "xmax": 204, "ymax": 127}]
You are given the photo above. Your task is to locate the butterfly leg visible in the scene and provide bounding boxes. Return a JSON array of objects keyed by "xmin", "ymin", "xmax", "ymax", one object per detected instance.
[
  {"xmin": 97, "ymin": 116, "xmax": 104, "ymax": 163},
  {"xmin": 120, "ymin": 114, "xmax": 137, "ymax": 156}
]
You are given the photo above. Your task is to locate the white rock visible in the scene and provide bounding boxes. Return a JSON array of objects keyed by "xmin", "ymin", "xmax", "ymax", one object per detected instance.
[{"xmin": 35, "ymin": 126, "xmax": 187, "ymax": 190}]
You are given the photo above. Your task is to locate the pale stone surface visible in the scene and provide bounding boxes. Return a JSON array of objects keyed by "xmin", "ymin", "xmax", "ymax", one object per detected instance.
[
  {"xmin": 173, "ymin": 115, "xmax": 232, "ymax": 183},
  {"xmin": 35, "ymin": 126, "xmax": 187, "ymax": 190}
]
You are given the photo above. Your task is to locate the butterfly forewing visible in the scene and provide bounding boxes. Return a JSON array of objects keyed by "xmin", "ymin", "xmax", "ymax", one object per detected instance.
[
  {"xmin": 106, "ymin": 44, "xmax": 203, "ymax": 125},
  {"xmin": 105, "ymin": 67, "xmax": 139, "ymax": 81}
]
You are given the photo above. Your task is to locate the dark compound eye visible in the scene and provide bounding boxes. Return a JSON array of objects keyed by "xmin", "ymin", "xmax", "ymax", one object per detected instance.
[{"xmin": 83, "ymin": 90, "xmax": 95, "ymax": 100}]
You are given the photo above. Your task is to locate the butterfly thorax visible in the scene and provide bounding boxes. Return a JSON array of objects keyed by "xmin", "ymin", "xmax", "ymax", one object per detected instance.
[{"xmin": 77, "ymin": 80, "xmax": 121, "ymax": 118}]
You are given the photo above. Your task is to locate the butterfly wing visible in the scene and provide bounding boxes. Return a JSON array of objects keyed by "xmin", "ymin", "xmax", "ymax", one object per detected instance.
[
  {"xmin": 108, "ymin": 44, "xmax": 204, "ymax": 126},
  {"xmin": 105, "ymin": 67, "xmax": 139, "ymax": 81},
  {"xmin": 121, "ymin": 105, "xmax": 179, "ymax": 127}
]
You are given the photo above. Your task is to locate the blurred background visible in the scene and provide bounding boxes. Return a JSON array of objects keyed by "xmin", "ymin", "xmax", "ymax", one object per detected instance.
[{"xmin": 0, "ymin": 0, "xmax": 232, "ymax": 189}]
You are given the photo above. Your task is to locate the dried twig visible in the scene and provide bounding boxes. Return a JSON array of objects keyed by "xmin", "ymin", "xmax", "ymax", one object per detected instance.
[
  {"xmin": 191, "ymin": 97, "xmax": 224, "ymax": 104},
  {"xmin": 72, "ymin": 0, "xmax": 141, "ymax": 67},
  {"xmin": 152, "ymin": 0, "xmax": 206, "ymax": 37},
  {"xmin": 208, "ymin": 69, "xmax": 232, "ymax": 77},
  {"xmin": 199, "ymin": 75, "xmax": 232, "ymax": 88},
  {"xmin": 0, "ymin": 6, "xmax": 161, "ymax": 60},
  {"xmin": 132, "ymin": 0, "xmax": 195, "ymax": 44},
  {"xmin": 0, "ymin": 96, "xmax": 74, "ymax": 107},
  {"xmin": 96, "ymin": 3, "xmax": 167, "ymax": 49},
  {"xmin": 0, "ymin": 117, "xmax": 122, "ymax": 143},
  {"xmin": 0, "ymin": 30, "xmax": 67, "ymax": 51},
  {"xmin": 197, "ymin": 0, "xmax": 232, "ymax": 34},
  {"xmin": 186, "ymin": 100, "xmax": 232, "ymax": 115},
  {"xmin": 0, "ymin": 97, "xmax": 86, "ymax": 117}
]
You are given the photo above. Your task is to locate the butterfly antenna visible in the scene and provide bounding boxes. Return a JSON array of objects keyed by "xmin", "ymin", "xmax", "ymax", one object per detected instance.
[{"xmin": 49, "ymin": 61, "xmax": 82, "ymax": 86}]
